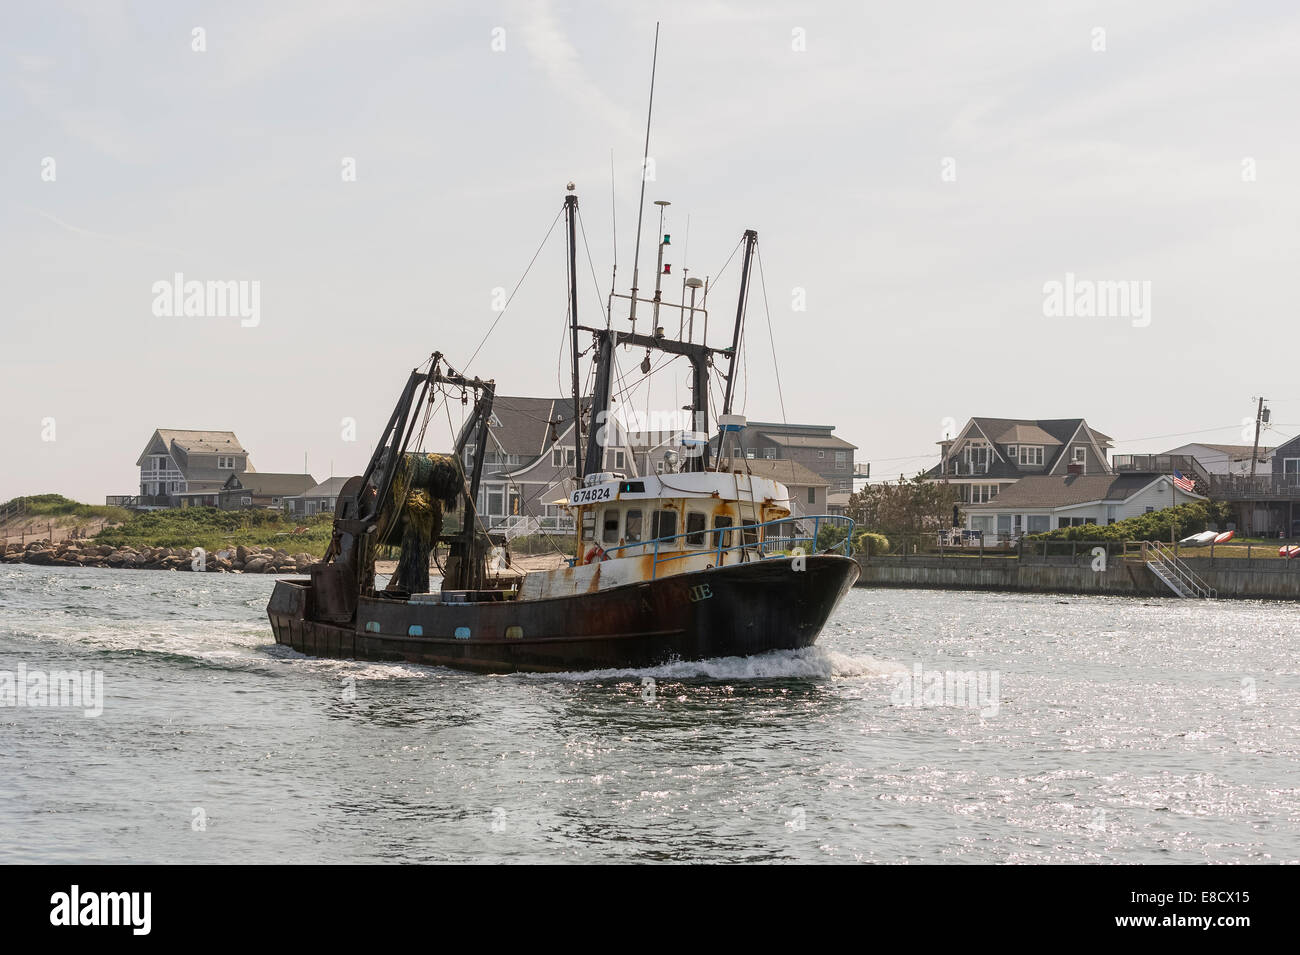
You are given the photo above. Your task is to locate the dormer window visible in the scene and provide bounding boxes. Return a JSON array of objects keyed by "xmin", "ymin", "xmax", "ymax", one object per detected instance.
[
  {"xmin": 218, "ymin": 456, "xmax": 238, "ymax": 469},
  {"xmin": 1019, "ymin": 446, "xmax": 1043, "ymax": 466},
  {"xmin": 1072, "ymin": 446, "xmax": 1086, "ymax": 464}
]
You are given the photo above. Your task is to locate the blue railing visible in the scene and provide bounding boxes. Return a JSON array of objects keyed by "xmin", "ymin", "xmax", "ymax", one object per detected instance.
[{"xmin": 571, "ymin": 514, "xmax": 856, "ymax": 579}]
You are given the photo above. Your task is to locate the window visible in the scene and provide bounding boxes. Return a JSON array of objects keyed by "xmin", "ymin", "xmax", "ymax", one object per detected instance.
[
  {"xmin": 551, "ymin": 447, "xmax": 577, "ymax": 468},
  {"xmin": 1019, "ymin": 446, "xmax": 1043, "ymax": 466},
  {"xmin": 625, "ymin": 509, "xmax": 643, "ymax": 542},
  {"xmin": 685, "ymin": 512, "xmax": 707, "ymax": 546},
  {"xmin": 614, "ymin": 450, "xmax": 626, "ymax": 471},
  {"xmin": 741, "ymin": 519, "xmax": 760, "ymax": 548},
  {"xmin": 807, "ymin": 486, "xmax": 816, "ymax": 505},
  {"xmin": 745, "ymin": 449, "xmax": 757, "ymax": 459},
  {"xmin": 970, "ymin": 484, "xmax": 998, "ymax": 504},
  {"xmin": 217, "ymin": 456, "xmax": 237, "ymax": 469},
  {"xmin": 1145, "ymin": 506, "xmax": 1155, "ymax": 513},
  {"xmin": 1006, "ymin": 446, "xmax": 1017, "ymax": 459},
  {"xmin": 602, "ymin": 509, "xmax": 620, "ymax": 544},
  {"xmin": 712, "ymin": 516, "xmax": 734, "ymax": 549},
  {"xmin": 763, "ymin": 447, "xmax": 776, "ymax": 459},
  {"xmin": 1026, "ymin": 515, "xmax": 1050, "ymax": 533},
  {"xmin": 817, "ymin": 450, "xmax": 825, "ymax": 459},
  {"xmin": 488, "ymin": 488, "xmax": 504, "ymax": 516},
  {"xmin": 651, "ymin": 510, "xmax": 677, "ymax": 541},
  {"xmin": 1285, "ymin": 458, "xmax": 1300, "ymax": 486},
  {"xmin": 835, "ymin": 451, "xmax": 848, "ymax": 470},
  {"xmin": 963, "ymin": 443, "xmax": 990, "ymax": 472},
  {"xmin": 1072, "ymin": 446, "xmax": 1087, "ymax": 464}
]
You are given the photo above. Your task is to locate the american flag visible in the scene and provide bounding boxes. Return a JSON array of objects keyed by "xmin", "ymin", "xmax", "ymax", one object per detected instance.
[{"xmin": 1172, "ymin": 469, "xmax": 1196, "ymax": 493}]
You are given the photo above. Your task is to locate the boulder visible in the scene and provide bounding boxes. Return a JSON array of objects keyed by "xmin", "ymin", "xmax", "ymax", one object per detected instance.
[{"xmin": 244, "ymin": 557, "xmax": 269, "ymax": 573}]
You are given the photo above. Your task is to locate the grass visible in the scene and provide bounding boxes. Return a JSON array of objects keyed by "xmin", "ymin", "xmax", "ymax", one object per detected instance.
[
  {"xmin": 1, "ymin": 494, "xmax": 132, "ymax": 525},
  {"xmin": 93, "ymin": 507, "xmax": 335, "ymax": 557}
]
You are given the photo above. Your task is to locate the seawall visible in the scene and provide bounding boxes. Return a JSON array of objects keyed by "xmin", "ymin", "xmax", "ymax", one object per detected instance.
[{"xmin": 855, "ymin": 555, "xmax": 1300, "ymax": 600}]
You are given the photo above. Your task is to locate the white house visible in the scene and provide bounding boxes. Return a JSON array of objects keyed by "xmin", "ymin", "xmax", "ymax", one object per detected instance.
[
  {"xmin": 1162, "ymin": 442, "xmax": 1273, "ymax": 476},
  {"xmin": 965, "ymin": 473, "xmax": 1205, "ymax": 539}
]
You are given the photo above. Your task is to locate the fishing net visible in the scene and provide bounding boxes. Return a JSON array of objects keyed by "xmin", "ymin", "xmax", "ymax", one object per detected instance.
[{"xmin": 382, "ymin": 452, "xmax": 464, "ymax": 594}]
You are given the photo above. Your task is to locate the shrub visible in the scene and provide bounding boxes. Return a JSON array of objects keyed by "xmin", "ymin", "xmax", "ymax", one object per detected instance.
[
  {"xmin": 1026, "ymin": 500, "xmax": 1231, "ymax": 543},
  {"xmin": 854, "ymin": 530, "xmax": 890, "ymax": 556}
]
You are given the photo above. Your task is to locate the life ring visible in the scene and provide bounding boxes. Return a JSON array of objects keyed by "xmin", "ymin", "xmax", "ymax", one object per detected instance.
[{"xmin": 585, "ymin": 546, "xmax": 609, "ymax": 563}]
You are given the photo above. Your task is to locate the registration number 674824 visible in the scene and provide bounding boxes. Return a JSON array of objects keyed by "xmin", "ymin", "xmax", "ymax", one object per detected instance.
[{"xmin": 569, "ymin": 485, "xmax": 614, "ymax": 505}]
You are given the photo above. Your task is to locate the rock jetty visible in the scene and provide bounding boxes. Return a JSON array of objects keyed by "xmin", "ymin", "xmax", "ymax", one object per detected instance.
[{"xmin": 1, "ymin": 539, "xmax": 321, "ymax": 574}]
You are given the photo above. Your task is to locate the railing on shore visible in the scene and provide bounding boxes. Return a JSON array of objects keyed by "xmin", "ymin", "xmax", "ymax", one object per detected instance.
[
  {"xmin": 2, "ymin": 517, "xmax": 113, "ymax": 547},
  {"xmin": 1112, "ymin": 454, "xmax": 1206, "ymax": 478},
  {"xmin": 1205, "ymin": 474, "xmax": 1300, "ymax": 501}
]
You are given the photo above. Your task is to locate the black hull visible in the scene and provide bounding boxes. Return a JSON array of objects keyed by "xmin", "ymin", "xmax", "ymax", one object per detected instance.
[{"xmin": 268, "ymin": 555, "xmax": 859, "ymax": 673}]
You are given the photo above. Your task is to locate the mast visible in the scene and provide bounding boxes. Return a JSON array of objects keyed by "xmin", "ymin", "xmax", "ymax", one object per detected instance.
[
  {"xmin": 565, "ymin": 187, "xmax": 584, "ymax": 480},
  {"xmin": 720, "ymin": 229, "xmax": 758, "ymax": 417},
  {"xmin": 626, "ymin": 23, "xmax": 660, "ymax": 334}
]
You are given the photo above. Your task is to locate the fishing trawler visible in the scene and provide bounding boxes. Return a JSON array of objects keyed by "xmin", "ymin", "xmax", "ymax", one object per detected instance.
[
  {"xmin": 266, "ymin": 37, "xmax": 859, "ymax": 672},
  {"xmin": 266, "ymin": 190, "xmax": 860, "ymax": 672}
]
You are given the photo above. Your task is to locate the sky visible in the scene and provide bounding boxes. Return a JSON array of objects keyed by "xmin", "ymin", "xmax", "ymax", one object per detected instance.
[{"xmin": 3, "ymin": 0, "xmax": 1299, "ymax": 503}]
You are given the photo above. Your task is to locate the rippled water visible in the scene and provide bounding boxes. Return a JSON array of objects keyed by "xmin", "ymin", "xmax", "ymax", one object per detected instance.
[{"xmin": 1, "ymin": 563, "xmax": 1297, "ymax": 863}]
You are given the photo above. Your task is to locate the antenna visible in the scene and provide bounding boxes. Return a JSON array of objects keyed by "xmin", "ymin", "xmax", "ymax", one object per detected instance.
[
  {"xmin": 608, "ymin": 148, "xmax": 617, "ymax": 330},
  {"xmin": 627, "ymin": 21, "xmax": 660, "ymax": 335}
]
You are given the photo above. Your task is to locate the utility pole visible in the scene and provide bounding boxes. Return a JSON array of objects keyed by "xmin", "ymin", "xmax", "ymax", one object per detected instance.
[
  {"xmin": 1249, "ymin": 397, "xmax": 1268, "ymax": 479},
  {"xmin": 1247, "ymin": 396, "xmax": 1268, "ymax": 538}
]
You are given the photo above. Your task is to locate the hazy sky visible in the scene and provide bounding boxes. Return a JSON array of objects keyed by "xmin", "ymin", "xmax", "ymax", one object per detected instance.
[{"xmin": 4, "ymin": 0, "xmax": 1299, "ymax": 503}]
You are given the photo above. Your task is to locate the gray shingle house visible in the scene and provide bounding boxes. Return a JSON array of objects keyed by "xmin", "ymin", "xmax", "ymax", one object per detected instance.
[
  {"xmin": 133, "ymin": 429, "xmax": 253, "ymax": 507},
  {"xmin": 456, "ymin": 396, "xmax": 632, "ymax": 535},
  {"xmin": 711, "ymin": 421, "xmax": 857, "ymax": 493},
  {"xmin": 925, "ymin": 417, "xmax": 1114, "ymax": 505},
  {"xmin": 286, "ymin": 476, "xmax": 352, "ymax": 517}
]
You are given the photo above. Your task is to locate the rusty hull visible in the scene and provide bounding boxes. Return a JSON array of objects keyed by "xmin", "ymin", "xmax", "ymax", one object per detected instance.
[{"xmin": 267, "ymin": 555, "xmax": 860, "ymax": 673}]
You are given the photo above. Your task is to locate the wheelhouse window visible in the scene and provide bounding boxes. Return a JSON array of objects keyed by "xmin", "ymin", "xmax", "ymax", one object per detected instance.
[
  {"xmin": 712, "ymin": 515, "xmax": 733, "ymax": 549},
  {"xmin": 741, "ymin": 519, "xmax": 759, "ymax": 548},
  {"xmin": 625, "ymin": 509, "xmax": 643, "ymax": 542},
  {"xmin": 685, "ymin": 512, "xmax": 707, "ymax": 546},
  {"xmin": 650, "ymin": 510, "xmax": 677, "ymax": 542},
  {"xmin": 602, "ymin": 509, "xmax": 620, "ymax": 544}
]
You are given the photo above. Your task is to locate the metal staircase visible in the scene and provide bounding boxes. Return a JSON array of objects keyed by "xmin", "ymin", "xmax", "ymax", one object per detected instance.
[{"xmin": 1143, "ymin": 541, "xmax": 1216, "ymax": 598}]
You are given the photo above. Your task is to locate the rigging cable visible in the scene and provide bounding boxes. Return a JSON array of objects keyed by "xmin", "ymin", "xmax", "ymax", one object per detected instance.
[{"xmin": 463, "ymin": 205, "xmax": 565, "ymax": 374}]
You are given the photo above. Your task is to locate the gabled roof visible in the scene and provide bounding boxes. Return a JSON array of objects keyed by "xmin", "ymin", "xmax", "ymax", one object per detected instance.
[
  {"xmin": 225, "ymin": 472, "xmax": 316, "ymax": 496},
  {"xmin": 727, "ymin": 459, "xmax": 829, "ymax": 487},
  {"xmin": 758, "ymin": 432, "xmax": 857, "ymax": 450},
  {"xmin": 926, "ymin": 416, "xmax": 1112, "ymax": 480},
  {"xmin": 137, "ymin": 429, "xmax": 249, "ymax": 468},
  {"xmin": 967, "ymin": 473, "xmax": 1191, "ymax": 509},
  {"xmin": 296, "ymin": 476, "xmax": 353, "ymax": 498},
  {"xmin": 471, "ymin": 396, "xmax": 590, "ymax": 459},
  {"xmin": 1171, "ymin": 443, "xmax": 1275, "ymax": 457}
]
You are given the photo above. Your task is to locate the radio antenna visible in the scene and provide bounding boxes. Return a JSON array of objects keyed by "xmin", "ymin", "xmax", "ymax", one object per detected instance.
[
  {"xmin": 607, "ymin": 148, "xmax": 617, "ymax": 329},
  {"xmin": 626, "ymin": 22, "xmax": 660, "ymax": 335}
]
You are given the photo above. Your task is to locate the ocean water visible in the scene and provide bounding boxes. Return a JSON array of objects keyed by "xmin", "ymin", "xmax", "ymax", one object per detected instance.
[{"xmin": 1, "ymin": 563, "xmax": 1297, "ymax": 864}]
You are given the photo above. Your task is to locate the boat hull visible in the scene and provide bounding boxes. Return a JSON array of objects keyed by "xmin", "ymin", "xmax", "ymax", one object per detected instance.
[{"xmin": 268, "ymin": 555, "xmax": 860, "ymax": 673}]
